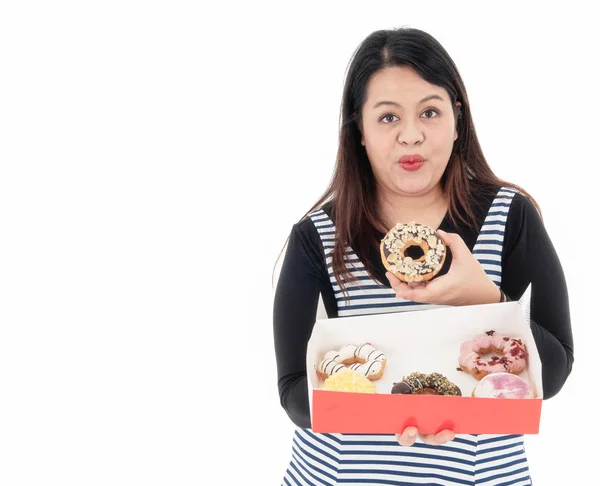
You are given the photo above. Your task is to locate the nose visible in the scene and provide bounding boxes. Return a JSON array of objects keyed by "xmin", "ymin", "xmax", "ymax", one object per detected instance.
[{"xmin": 397, "ymin": 120, "xmax": 424, "ymax": 145}]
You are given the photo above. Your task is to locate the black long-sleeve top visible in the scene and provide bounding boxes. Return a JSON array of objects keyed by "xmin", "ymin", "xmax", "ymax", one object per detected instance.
[{"xmin": 273, "ymin": 191, "xmax": 574, "ymax": 429}]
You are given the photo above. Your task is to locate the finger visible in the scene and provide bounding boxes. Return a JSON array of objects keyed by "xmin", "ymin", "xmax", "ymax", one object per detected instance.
[
  {"xmin": 386, "ymin": 274, "xmax": 414, "ymax": 295},
  {"xmin": 437, "ymin": 229, "xmax": 471, "ymax": 263},
  {"xmin": 395, "ymin": 283, "xmax": 432, "ymax": 303},
  {"xmin": 387, "ymin": 272, "xmax": 427, "ymax": 288},
  {"xmin": 385, "ymin": 272, "xmax": 402, "ymax": 288},
  {"xmin": 419, "ymin": 433, "xmax": 436, "ymax": 445},
  {"xmin": 396, "ymin": 426, "xmax": 418, "ymax": 446},
  {"xmin": 435, "ymin": 429, "xmax": 455, "ymax": 444},
  {"xmin": 420, "ymin": 430, "xmax": 455, "ymax": 445},
  {"xmin": 437, "ymin": 229, "xmax": 467, "ymax": 257},
  {"xmin": 436, "ymin": 229, "xmax": 455, "ymax": 247}
]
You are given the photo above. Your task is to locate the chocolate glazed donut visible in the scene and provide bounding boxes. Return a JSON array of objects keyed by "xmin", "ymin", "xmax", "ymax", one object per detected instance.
[
  {"xmin": 380, "ymin": 221, "xmax": 447, "ymax": 283},
  {"xmin": 391, "ymin": 372, "xmax": 462, "ymax": 396}
]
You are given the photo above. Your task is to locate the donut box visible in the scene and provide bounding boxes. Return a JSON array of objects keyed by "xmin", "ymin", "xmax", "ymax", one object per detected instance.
[{"xmin": 306, "ymin": 300, "xmax": 543, "ymax": 435}]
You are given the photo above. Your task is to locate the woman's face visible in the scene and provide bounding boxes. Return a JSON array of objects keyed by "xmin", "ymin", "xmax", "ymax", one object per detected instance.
[{"xmin": 360, "ymin": 66, "xmax": 459, "ymax": 198}]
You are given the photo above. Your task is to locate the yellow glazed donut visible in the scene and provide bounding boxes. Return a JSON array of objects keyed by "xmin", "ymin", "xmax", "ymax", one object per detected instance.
[{"xmin": 321, "ymin": 368, "xmax": 377, "ymax": 393}]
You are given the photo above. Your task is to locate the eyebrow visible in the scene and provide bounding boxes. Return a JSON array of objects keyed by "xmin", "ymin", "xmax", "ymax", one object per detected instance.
[{"xmin": 373, "ymin": 94, "xmax": 445, "ymax": 109}]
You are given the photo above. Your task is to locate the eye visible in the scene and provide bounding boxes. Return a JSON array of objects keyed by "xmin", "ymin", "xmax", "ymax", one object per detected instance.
[
  {"xmin": 380, "ymin": 114, "xmax": 399, "ymax": 123},
  {"xmin": 422, "ymin": 109, "xmax": 439, "ymax": 119}
]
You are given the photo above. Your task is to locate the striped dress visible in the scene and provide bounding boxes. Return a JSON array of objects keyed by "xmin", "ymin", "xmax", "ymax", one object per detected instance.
[{"xmin": 281, "ymin": 187, "xmax": 533, "ymax": 486}]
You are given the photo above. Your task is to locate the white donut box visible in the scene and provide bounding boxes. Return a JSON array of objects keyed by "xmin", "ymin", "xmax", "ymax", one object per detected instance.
[{"xmin": 306, "ymin": 294, "xmax": 543, "ymax": 435}]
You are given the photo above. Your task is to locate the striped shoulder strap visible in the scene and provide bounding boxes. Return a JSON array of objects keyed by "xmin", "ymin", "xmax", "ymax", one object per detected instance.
[
  {"xmin": 307, "ymin": 209, "xmax": 337, "ymax": 320},
  {"xmin": 472, "ymin": 187, "xmax": 517, "ymax": 286},
  {"xmin": 307, "ymin": 209, "xmax": 337, "ymax": 255}
]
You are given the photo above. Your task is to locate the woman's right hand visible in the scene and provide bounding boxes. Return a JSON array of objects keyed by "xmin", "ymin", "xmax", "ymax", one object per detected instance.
[{"xmin": 396, "ymin": 426, "xmax": 455, "ymax": 446}]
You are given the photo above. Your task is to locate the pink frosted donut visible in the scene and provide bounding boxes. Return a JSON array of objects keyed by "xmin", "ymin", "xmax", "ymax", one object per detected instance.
[
  {"xmin": 459, "ymin": 331, "xmax": 528, "ymax": 380},
  {"xmin": 472, "ymin": 372, "xmax": 534, "ymax": 399}
]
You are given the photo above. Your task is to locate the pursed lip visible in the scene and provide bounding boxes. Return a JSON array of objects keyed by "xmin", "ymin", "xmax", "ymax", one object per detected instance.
[{"xmin": 399, "ymin": 154, "xmax": 424, "ymax": 164}]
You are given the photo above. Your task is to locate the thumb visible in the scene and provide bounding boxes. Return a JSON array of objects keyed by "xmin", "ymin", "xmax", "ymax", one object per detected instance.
[
  {"xmin": 396, "ymin": 282, "xmax": 432, "ymax": 303},
  {"xmin": 437, "ymin": 229, "xmax": 468, "ymax": 257}
]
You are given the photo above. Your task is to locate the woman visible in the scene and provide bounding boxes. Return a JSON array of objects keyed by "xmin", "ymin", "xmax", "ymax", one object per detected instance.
[{"xmin": 273, "ymin": 27, "xmax": 573, "ymax": 485}]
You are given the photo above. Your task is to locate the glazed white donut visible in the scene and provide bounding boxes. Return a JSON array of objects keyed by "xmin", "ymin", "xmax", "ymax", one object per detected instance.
[{"xmin": 316, "ymin": 343, "xmax": 387, "ymax": 381}]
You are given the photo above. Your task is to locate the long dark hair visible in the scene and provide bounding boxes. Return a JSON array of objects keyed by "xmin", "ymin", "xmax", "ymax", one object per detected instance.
[{"xmin": 274, "ymin": 27, "xmax": 540, "ymax": 295}]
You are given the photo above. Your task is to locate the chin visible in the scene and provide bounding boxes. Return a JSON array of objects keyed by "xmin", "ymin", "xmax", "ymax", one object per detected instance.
[{"xmin": 395, "ymin": 180, "xmax": 434, "ymax": 196}]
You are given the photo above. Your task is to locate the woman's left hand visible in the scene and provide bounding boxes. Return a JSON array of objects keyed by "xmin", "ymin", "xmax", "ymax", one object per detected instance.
[
  {"xmin": 386, "ymin": 229, "xmax": 501, "ymax": 306},
  {"xmin": 396, "ymin": 426, "xmax": 455, "ymax": 447}
]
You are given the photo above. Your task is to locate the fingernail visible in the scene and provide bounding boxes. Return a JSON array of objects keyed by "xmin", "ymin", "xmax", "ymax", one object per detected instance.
[{"xmin": 408, "ymin": 429, "xmax": 416, "ymax": 438}]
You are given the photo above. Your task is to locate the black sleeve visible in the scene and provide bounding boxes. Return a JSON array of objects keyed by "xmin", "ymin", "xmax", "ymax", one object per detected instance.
[
  {"xmin": 501, "ymin": 194, "xmax": 574, "ymax": 399},
  {"xmin": 273, "ymin": 218, "xmax": 336, "ymax": 428}
]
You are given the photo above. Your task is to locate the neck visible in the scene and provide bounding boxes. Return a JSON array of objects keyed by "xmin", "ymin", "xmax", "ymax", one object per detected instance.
[{"xmin": 377, "ymin": 185, "xmax": 447, "ymax": 231}]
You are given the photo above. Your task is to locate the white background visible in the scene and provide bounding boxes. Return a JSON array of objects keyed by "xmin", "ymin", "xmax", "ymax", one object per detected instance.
[{"xmin": 0, "ymin": 1, "xmax": 597, "ymax": 485}]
